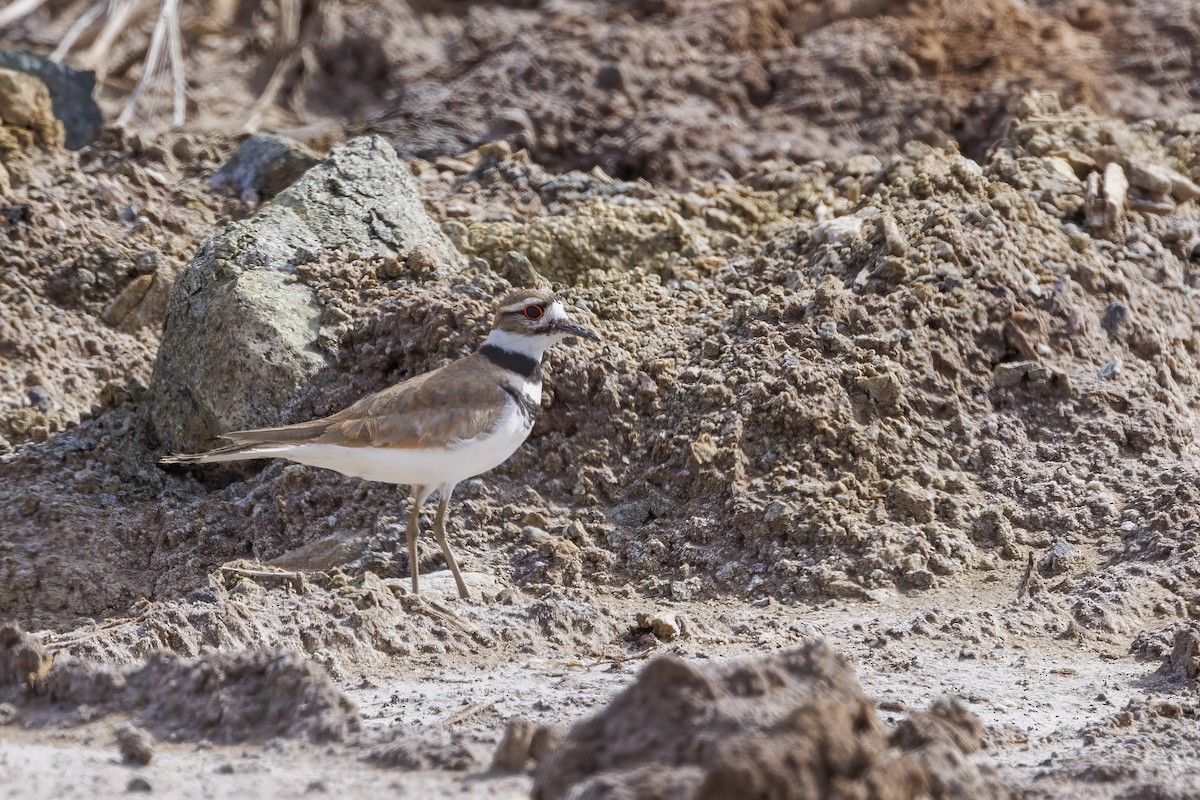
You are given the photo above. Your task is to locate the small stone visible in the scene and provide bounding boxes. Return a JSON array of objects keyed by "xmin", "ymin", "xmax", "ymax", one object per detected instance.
[
  {"xmin": 1157, "ymin": 627, "xmax": 1200, "ymax": 683},
  {"xmin": 1168, "ymin": 171, "xmax": 1200, "ymax": 203},
  {"xmin": 873, "ymin": 213, "xmax": 907, "ymax": 258},
  {"xmin": 612, "ymin": 501, "xmax": 650, "ymax": 526},
  {"xmin": 0, "ymin": 51, "xmax": 102, "ymax": 148},
  {"xmin": 522, "ymin": 526, "xmax": 551, "ymax": 544},
  {"xmin": 596, "ymin": 64, "xmax": 624, "ymax": 91},
  {"xmin": 228, "ymin": 578, "xmax": 266, "ymax": 598},
  {"xmin": 636, "ymin": 610, "xmax": 680, "ymax": 642},
  {"xmin": 116, "ymin": 724, "xmax": 154, "ymax": 766},
  {"xmin": 495, "ymin": 587, "xmax": 525, "ymax": 605},
  {"xmin": 477, "ymin": 140, "xmax": 512, "ymax": 163},
  {"xmin": 1101, "ymin": 300, "xmax": 1128, "ymax": 336},
  {"xmin": 859, "ymin": 373, "xmax": 902, "ymax": 407},
  {"xmin": 405, "ymin": 242, "xmax": 442, "ymax": 277},
  {"xmin": 668, "ymin": 580, "xmax": 693, "ymax": 602},
  {"xmin": 894, "ymin": 480, "xmax": 935, "ymax": 523},
  {"xmin": 499, "ymin": 250, "xmax": 549, "ymax": 288},
  {"xmin": 1037, "ymin": 538, "xmax": 1080, "ymax": 578},
  {"xmin": 690, "ymin": 433, "xmax": 720, "ymax": 465},
  {"xmin": 376, "ymin": 255, "xmax": 405, "ymax": 281},
  {"xmin": 491, "ymin": 717, "xmax": 536, "ymax": 772},
  {"xmin": 101, "ymin": 274, "xmax": 154, "ymax": 328},
  {"xmin": 993, "ymin": 360, "xmax": 1037, "ymax": 388},
  {"xmin": 843, "ymin": 154, "xmax": 882, "ymax": 177},
  {"xmin": 528, "ymin": 724, "xmax": 563, "ymax": 761},
  {"xmin": 1124, "ymin": 160, "xmax": 1173, "ymax": 198},
  {"xmin": 0, "ymin": 623, "xmax": 50, "ymax": 685},
  {"xmin": 126, "ymin": 777, "xmax": 152, "ymax": 793},
  {"xmin": 826, "ymin": 579, "xmax": 873, "ymax": 601},
  {"xmin": 1058, "ymin": 150, "xmax": 1097, "ymax": 178},
  {"xmin": 27, "ymin": 385, "xmax": 50, "ymax": 411},
  {"xmin": 904, "ymin": 568, "xmax": 935, "ymax": 589},
  {"xmin": 211, "ymin": 133, "xmax": 320, "ymax": 202}
]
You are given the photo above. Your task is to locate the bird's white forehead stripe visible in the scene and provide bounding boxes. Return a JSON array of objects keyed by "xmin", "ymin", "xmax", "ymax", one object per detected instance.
[
  {"xmin": 500, "ymin": 297, "xmax": 543, "ymax": 312},
  {"xmin": 499, "ymin": 298, "xmax": 567, "ymax": 318}
]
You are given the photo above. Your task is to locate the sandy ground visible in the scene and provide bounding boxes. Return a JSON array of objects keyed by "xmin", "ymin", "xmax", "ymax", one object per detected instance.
[{"xmin": 3, "ymin": 578, "xmax": 1196, "ymax": 798}]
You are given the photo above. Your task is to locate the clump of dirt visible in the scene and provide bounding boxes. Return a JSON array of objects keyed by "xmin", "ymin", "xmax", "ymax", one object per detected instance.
[
  {"xmin": 533, "ymin": 642, "xmax": 1005, "ymax": 799},
  {"xmin": 5, "ymin": 1, "xmax": 1198, "ymax": 181},
  {"xmin": 1151, "ymin": 625, "xmax": 1200, "ymax": 686},
  {"xmin": 365, "ymin": 724, "xmax": 483, "ymax": 771},
  {"xmin": 7, "ymin": 628, "xmax": 361, "ymax": 744},
  {"xmin": 0, "ymin": 623, "xmax": 51, "ymax": 687}
]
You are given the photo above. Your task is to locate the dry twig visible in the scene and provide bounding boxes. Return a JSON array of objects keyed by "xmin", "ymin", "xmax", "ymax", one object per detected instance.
[
  {"xmin": 50, "ymin": 0, "xmax": 106, "ymax": 62},
  {"xmin": 115, "ymin": 0, "xmax": 184, "ymax": 130},
  {"xmin": 0, "ymin": 0, "xmax": 49, "ymax": 30}
]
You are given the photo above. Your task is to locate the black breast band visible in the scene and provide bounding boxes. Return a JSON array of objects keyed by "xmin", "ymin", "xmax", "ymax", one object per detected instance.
[{"xmin": 480, "ymin": 344, "xmax": 540, "ymax": 379}]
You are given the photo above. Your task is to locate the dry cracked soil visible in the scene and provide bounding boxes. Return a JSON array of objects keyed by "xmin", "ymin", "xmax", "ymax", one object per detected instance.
[{"xmin": 3, "ymin": 1, "xmax": 1200, "ymax": 798}]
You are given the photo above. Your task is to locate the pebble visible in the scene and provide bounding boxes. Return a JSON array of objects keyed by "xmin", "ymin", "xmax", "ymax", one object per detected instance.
[
  {"xmin": 1102, "ymin": 300, "xmax": 1128, "ymax": 336},
  {"xmin": 993, "ymin": 361, "xmax": 1038, "ymax": 388},
  {"xmin": 27, "ymin": 385, "xmax": 50, "ymax": 411},
  {"xmin": 636, "ymin": 610, "xmax": 680, "ymax": 641},
  {"xmin": 894, "ymin": 480, "xmax": 935, "ymax": 523},
  {"xmin": 1038, "ymin": 538, "xmax": 1080, "ymax": 578},
  {"xmin": 116, "ymin": 724, "xmax": 154, "ymax": 766}
]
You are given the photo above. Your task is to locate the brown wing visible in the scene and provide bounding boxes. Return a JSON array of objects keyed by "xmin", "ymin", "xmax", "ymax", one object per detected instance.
[{"xmin": 221, "ymin": 353, "xmax": 512, "ymax": 450}]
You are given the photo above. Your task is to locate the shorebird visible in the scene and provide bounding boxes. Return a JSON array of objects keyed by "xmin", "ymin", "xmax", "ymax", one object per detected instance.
[{"xmin": 161, "ymin": 288, "xmax": 601, "ymax": 599}]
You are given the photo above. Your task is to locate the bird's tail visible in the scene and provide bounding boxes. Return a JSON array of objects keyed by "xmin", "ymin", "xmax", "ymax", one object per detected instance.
[
  {"xmin": 159, "ymin": 418, "xmax": 332, "ymax": 466},
  {"xmin": 159, "ymin": 441, "xmax": 297, "ymax": 465}
]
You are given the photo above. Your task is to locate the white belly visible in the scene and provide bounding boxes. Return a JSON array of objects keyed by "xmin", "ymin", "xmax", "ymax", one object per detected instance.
[{"xmin": 281, "ymin": 403, "xmax": 533, "ymax": 487}]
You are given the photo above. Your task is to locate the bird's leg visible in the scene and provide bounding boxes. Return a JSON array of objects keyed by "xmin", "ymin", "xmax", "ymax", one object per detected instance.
[
  {"xmin": 406, "ymin": 485, "xmax": 426, "ymax": 596},
  {"xmin": 433, "ymin": 482, "xmax": 469, "ymax": 599}
]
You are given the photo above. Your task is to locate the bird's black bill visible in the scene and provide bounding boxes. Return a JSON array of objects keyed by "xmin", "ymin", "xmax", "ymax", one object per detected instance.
[{"xmin": 555, "ymin": 321, "xmax": 601, "ymax": 341}]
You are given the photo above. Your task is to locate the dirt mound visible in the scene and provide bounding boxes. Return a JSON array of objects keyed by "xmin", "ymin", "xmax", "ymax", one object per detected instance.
[
  {"xmin": 0, "ymin": 126, "xmax": 232, "ymax": 450},
  {"xmin": 2, "ymin": 623, "xmax": 360, "ymax": 744},
  {"xmin": 533, "ymin": 642, "xmax": 1005, "ymax": 799},
  {"xmin": 5, "ymin": 1, "xmax": 1198, "ymax": 181},
  {"xmin": 3, "ymin": 95, "xmax": 1200, "ymax": 635}
]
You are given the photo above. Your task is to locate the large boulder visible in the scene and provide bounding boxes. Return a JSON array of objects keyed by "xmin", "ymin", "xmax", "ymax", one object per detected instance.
[{"xmin": 148, "ymin": 135, "xmax": 463, "ymax": 452}]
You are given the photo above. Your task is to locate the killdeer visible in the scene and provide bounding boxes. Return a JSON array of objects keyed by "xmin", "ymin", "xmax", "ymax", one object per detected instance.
[{"xmin": 161, "ymin": 288, "xmax": 600, "ymax": 599}]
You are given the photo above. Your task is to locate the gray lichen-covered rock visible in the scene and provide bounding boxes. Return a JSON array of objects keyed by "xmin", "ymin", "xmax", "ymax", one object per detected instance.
[{"xmin": 148, "ymin": 135, "xmax": 463, "ymax": 452}]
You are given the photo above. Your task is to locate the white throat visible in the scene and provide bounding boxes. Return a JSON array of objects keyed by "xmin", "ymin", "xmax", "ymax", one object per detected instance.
[{"xmin": 484, "ymin": 328, "xmax": 550, "ymax": 360}]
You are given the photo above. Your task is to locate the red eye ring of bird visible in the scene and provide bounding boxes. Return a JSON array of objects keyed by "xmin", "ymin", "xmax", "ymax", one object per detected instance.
[{"xmin": 523, "ymin": 304, "xmax": 544, "ymax": 321}]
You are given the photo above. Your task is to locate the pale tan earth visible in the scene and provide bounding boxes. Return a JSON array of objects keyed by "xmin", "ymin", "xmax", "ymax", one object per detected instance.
[{"xmin": 2, "ymin": 1, "xmax": 1200, "ymax": 799}]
